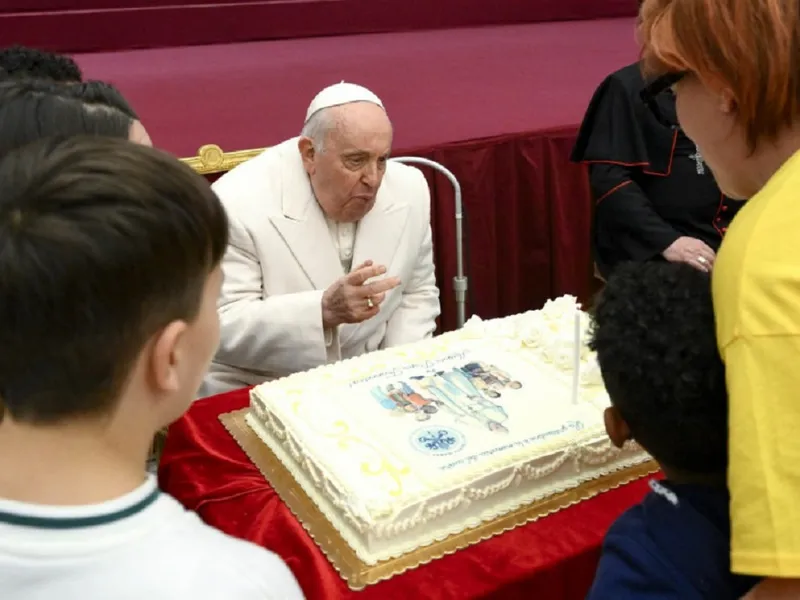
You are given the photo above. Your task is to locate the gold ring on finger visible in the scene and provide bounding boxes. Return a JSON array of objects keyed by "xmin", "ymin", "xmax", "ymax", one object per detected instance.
[{"xmin": 366, "ymin": 297, "xmax": 374, "ymax": 309}]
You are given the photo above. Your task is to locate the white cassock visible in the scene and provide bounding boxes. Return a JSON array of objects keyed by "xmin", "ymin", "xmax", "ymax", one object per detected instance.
[{"xmin": 199, "ymin": 137, "xmax": 441, "ymax": 397}]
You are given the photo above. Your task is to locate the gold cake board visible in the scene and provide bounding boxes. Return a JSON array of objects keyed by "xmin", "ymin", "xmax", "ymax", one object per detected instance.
[{"xmin": 220, "ymin": 409, "xmax": 659, "ymax": 590}]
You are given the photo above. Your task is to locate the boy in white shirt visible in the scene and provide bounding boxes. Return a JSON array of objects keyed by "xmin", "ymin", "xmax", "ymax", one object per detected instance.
[{"xmin": 0, "ymin": 137, "xmax": 304, "ymax": 599}]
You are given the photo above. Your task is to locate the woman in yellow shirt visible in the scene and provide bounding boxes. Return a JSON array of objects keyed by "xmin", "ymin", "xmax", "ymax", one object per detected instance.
[{"xmin": 639, "ymin": 0, "xmax": 800, "ymax": 597}]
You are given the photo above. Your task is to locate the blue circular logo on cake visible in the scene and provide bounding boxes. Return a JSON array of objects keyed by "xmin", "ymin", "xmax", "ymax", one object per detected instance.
[{"xmin": 411, "ymin": 427, "xmax": 466, "ymax": 456}]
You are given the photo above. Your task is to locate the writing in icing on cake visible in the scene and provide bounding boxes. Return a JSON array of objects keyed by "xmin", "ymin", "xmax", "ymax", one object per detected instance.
[
  {"xmin": 350, "ymin": 351, "xmax": 468, "ymax": 386},
  {"xmin": 439, "ymin": 420, "xmax": 585, "ymax": 470}
]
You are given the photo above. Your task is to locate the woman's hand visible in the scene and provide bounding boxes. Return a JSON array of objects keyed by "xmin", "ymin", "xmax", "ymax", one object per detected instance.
[{"xmin": 662, "ymin": 236, "xmax": 716, "ymax": 272}]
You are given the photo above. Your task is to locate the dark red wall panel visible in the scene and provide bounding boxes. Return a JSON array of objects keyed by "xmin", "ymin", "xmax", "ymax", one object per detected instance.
[{"xmin": 0, "ymin": 0, "xmax": 637, "ymax": 53}]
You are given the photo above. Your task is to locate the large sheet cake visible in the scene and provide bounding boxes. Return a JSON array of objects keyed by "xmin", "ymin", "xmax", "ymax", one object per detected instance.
[{"xmin": 246, "ymin": 296, "xmax": 651, "ymax": 565}]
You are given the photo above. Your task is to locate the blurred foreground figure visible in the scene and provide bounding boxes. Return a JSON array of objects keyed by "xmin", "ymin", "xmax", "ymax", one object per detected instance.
[
  {"xmin": 0, "ymin": 138, "xmax": 303, "ymax": 600},
  {"xmin": 641, "ymin": 0, "xmax": 800, "ymax": 597},
  {"xmin": 587, "ymin": 262, "xmax": 757, "ymax": 599}
]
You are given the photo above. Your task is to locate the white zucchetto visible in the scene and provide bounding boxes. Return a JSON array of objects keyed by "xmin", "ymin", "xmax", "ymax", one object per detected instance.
[{"xmin": 304, "ymin": 81, "xmax": 384, "ymax": 124}]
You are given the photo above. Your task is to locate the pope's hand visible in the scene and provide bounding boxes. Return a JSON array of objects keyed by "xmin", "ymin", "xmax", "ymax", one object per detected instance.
[
  {"xmin": 662, "ymin": 236, "xmax": 716, "ymax": 272},
  {"xmin": 321, "ymin": 260, "xmax": 401, "ymax": 328}
]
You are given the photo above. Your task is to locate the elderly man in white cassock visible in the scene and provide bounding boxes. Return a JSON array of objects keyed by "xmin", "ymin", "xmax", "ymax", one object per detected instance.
[{"xmin": 200, "ymin": 82, "xmax": 440, "ymax": 397}]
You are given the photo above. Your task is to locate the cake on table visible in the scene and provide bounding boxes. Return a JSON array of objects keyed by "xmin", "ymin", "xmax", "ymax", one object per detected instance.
[{"xmin": 246, "ymin": 296, "xmax": 651, "ymax": 566}]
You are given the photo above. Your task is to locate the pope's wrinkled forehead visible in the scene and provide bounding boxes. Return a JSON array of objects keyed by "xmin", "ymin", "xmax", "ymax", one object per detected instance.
[{"xmin": 324, "ymin": 102, "xmax": 393, "ymax": 152}]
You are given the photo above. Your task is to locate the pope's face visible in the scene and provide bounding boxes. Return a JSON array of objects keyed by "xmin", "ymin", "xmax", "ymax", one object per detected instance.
[{"xmin": 302, "ymin": 102, "xmax": 393, "ymax": 223}]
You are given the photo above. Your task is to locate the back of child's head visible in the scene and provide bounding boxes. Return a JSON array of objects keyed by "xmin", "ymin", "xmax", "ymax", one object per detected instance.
[
  {"xmin": 0, "ymin": 136, "xmax": 228, "ymax": 426},
  {"xmin": 0, "ymin": 80, "xmax": 133, "ymax": 159},
  {"xmin": 0, "ymin": 45, "xmax": 82, "ymax": 83},
  {"xmin": 63, "ymin": 80, "xmax": 139, "ymax": 120},
  {"xmin": 589, "ymin": 261, "xmax": 727, "ymax": 474}
]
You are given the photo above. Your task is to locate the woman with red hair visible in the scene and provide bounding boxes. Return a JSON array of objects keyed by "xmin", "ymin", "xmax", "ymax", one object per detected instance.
[{"xmin": 639, "ymin": 0, "xmax": 800, "ymax": 597}]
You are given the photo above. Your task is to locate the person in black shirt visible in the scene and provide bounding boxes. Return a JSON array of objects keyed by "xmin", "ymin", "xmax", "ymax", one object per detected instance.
[{"xmin": 571, "ymin": 62, "xmax": 742, "ymax": 279}]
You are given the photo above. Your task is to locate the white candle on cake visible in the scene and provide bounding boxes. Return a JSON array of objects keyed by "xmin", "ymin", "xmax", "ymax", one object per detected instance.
[{"xmin": 572, "ymin": 309, "xmax": 581, "ymax": 405}]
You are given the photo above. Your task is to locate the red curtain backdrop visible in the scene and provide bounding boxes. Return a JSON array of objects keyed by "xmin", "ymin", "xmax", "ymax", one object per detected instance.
[
  {"xmin": 160, "ymin": 389, "xmax": 654, "ymax": 600},
  {"xmin": 202, "ymin": 129, "xmax": 595, "ymax": 332},
  {"xmin": 0, "ymin": 0, "xmax": 638, "ymax": 53},
  {"xmin": 418, "ymin": 128, "xmax": 594, "ymax": 331}
]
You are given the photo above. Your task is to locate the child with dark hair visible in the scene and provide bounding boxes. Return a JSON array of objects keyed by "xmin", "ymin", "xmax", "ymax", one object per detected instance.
[
  {"xmin": 586, "ymin": 262, "xmax": 758, "ymax": 599},
  {"xmin": 0, "ymin": 81, "xmax": 132, "ymax": 159},
  {"xmin": 59, "ymin": 80, "xmax": 151, "ymax": 145},
  {"xmin": 0, "ymin": 45, "xmax": 82, "ymax": 82},
  {"xmin": 0, "ymin": 137, "xmax": 303, "ymax": 599},
  {"xmin": 0, "ymin": 80, "xmax": 151, "ymax": 157},
  {"xmin": 66, "ymin": 80, "xmax": 139, "ymax": 119}
]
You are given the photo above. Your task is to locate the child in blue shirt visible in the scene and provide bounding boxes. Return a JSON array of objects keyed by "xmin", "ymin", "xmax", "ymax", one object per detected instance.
[{"xmin": 586, "ymin": 262, "xmax": 758, "ymax": 599}]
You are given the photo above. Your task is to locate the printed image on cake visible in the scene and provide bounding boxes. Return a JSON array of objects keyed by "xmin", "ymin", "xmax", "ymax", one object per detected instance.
[
  {"xmin": 246, "ymin": 296, "xmax": 652, "ymax": 567},
  {"xmin": 370, "ymin": 361, "xmax": 519, "ymax": 432}
]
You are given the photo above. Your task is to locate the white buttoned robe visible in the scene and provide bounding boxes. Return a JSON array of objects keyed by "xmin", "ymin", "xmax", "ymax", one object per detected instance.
[{"xmin": 199, "ymin": 138, "xmax": 440, "ymax": 398}]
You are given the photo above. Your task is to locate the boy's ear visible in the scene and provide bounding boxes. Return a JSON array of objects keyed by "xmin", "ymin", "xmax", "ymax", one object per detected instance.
[{"xmin": 604, "ymin": 406, "xmax": 632, "ymax": 449}]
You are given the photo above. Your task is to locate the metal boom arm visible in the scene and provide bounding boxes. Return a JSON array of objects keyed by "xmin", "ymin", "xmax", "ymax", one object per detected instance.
[{"xmin": 390, "ymin": 157, "xmax": 468, "ymax": 328}]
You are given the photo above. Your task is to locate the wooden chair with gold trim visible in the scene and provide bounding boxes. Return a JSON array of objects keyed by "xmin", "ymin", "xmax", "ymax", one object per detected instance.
[{"xmin": 181, "ymin": 144, "xmax": 265, "ymax": 176}]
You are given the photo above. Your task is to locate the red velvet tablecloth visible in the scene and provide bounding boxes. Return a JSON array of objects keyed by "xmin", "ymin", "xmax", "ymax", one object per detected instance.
[{"xmin": 159, "ymin": 389, "xmax": 653, "ymax": 599}]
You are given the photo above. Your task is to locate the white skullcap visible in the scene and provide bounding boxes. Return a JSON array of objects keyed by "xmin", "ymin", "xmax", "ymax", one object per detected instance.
[{"xmin": 304, "ymin": 81, "xmax": 384, "ymax": 124}]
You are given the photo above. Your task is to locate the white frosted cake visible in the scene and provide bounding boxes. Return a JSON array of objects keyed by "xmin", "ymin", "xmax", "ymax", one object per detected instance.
[{"xmin": 247, "ymin": 296, "xmax": 650, "ymax": 565}]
